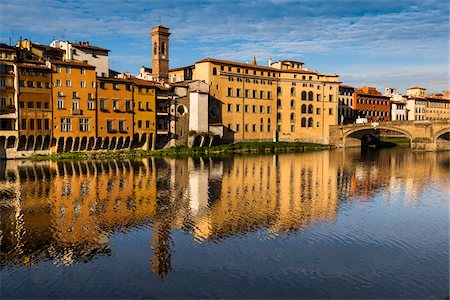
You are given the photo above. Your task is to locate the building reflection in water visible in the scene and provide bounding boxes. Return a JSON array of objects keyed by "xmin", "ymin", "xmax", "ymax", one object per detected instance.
[{"xmin": 1, "ymin": 149, "xmax": 449, "ymax": 277}]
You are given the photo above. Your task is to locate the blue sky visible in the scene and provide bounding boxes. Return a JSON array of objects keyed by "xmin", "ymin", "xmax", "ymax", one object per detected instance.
[{"xmin": 0, "ymin": 0, "xmax": 448, "ymax": 93}]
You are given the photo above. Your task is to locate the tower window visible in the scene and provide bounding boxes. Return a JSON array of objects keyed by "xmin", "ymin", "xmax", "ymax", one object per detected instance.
[{"xmin": 153, "ymin": 42, "xmax": 157, "ymax": 55}]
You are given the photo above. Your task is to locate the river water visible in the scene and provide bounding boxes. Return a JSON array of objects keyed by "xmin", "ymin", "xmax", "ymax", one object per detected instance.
[{"xmin": 1, "ymin": 148, "xmax": 449, "ymax": 299}]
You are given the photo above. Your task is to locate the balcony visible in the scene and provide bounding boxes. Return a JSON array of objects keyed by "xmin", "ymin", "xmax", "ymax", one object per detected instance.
[
  {"xmin": 157, "ymin": 109, "xmax": 168, "ymax": 115},
  {"xmin": 0, "ymin": 105, "xmax": 16, "ymax": 115},
  {"xmin": 71, "ymin": 109, "xmax": 82, "ymax": 115}
]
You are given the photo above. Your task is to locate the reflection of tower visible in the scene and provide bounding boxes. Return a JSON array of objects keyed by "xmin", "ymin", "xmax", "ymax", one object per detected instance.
[
  {"xmin": 151, "ymin": 25, "xmax": 170, "ymax": 81},
  {"xmin": 150, "ymin": 222, "xmax": 172, "ymax": 278}
]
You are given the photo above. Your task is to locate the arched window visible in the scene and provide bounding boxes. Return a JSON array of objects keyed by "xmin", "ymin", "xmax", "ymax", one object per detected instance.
[
  {"xmin": 308, "ymin": 117, "xmax": 313, "ymax": 127},
  {"xmin": 308, "ymin": 91, "xmax": 313, "ymax": 101},
  {"xmin": 301, "ymin": 104, "xmax": 306, "ymax": 113},
  {"xmin": 290, "ymin": 99, "xmax": 295, "ymax": 109},
  {"xmin": 301, "ymin": 118, "xmax": 306, "ymax": 127},
  {"xmin": 290, "ymin": 87, "xmax": 295, "ymax": 96},
  {"xmin": 308, "ymin": 104, "xmax": 313, "ymax": 114},
  {"xmin": 290, "ymin": 113, "xmax": 295, "ymax": 122},
  {"xmin": 161, "ymin": 42, "xmax": 166, "ymax": 55},
  {"xmin": 301, "ymin": 91, "xmax": 307, "ymax": 100},
  {"xmin": 277, "ymin": 99, "xmax": 281, "ymax": 108},
  {"xmin": 153, "ymin": 42, "xmax": 157, "ymax": 55},
  {"xmin": 277, "ymin": 87, "xmax": 282, "ymax": 95},
  {"xmin": 212, "ymin": 67, "xmax": 217, "ymax": 75}
]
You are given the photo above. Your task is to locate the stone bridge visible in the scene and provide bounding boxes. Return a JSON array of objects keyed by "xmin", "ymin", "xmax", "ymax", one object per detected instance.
[{"xmin": 330, "ymin": 120, "xmax": 450, "ymax": 151}]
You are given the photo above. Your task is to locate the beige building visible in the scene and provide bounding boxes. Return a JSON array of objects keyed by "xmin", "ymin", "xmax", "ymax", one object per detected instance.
[{"xmin": 405, "ymin": 87, "xmax": 450, "ymax": 121}]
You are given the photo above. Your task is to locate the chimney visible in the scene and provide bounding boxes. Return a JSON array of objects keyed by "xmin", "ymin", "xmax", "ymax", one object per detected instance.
[{"xmin": 268, "ymin": 58, "xmax": 272, "ymax": 66}]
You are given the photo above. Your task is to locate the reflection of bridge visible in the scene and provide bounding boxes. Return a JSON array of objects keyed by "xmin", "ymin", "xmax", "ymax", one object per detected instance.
[{"xmin": 330, "ymin": 120, "xmax": 450, "ymax": 151}]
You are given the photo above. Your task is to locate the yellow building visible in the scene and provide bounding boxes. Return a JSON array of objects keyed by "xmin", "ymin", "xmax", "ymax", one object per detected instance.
[
  {"xmin": 193, "ymin": 58, "xmax": 278, "ymax": 142},
  {"xmin": 50, "ymin": 60, "xmax": 97, "ymax": 152},
  {"xmin": 274, "ymin": 60, "xmax": 339, "ymax": 143},
  {"xmin": 132, "ymin": 78, "xmax": 157, "ymax": 150}
]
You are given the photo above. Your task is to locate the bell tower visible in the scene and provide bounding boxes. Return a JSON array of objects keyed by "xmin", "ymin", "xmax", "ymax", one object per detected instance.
[{"xmin": 151, "ymin": 25, "xmax": 170, "ymax": 81}]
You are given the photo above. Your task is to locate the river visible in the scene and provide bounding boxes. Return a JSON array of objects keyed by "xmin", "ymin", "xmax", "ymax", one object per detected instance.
[{"xmin": 1, "ymin": 148, "xmax": 449, "ymax": 299}]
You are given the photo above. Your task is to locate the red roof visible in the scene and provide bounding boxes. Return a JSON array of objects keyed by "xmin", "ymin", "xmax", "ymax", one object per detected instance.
[
  {"xmin": 50, "ymin": 59, "xmax": 95, "ymax": 69},
  {"xmin": 70, "ymin": 42, "xmax": 109, "ymax": 52}
]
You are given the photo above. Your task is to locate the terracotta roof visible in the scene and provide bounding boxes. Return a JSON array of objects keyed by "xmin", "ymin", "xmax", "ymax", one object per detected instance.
[
  {"xmin": 407, "ymin": 86, "xmax": 426, "ymax": 90},
  {"xmin": 17, "ymin": 62, "xmax": 52, "ymax": 71},
  {"xmin": 339, "ymin": 84, "xmax": 355, "ymax": 89},
  {"xmin": 280, "ymin": 60, "xmax": 304, "ymax": 65},
  {"xmin": 70, "ymin": 42, "xmax": 109, "ymax": 52},
  {"xmin": 355, "ymin": 92, "xmax": 390, "ymax": 99},
  {"xmin": 97, "ymin": 77, "xmax": 133, "ymax": 83},
  {"xmin": 131, "ymin": 77, "xmax": 157, "ymax": 87},
  {"xmin": 169, "ymin": 65, "xmax": 195, "ymax": 72},
  {"xmin": 426, "ymin": 97, "xmax": 450, "ymax": 102},
  {"xmin": 195, "ymin": 58, "xmax": 280, "ymax": 72},
  {"xmin": 32, "ymin": 43, "xmax": 64, "ymax": 52},
  {"xmin": 50, "ymin": 59, "xmax": 95, "ymax": 69},
  {"xmin": 281, "ymin": 69, "xmax": 318, "ymax": 75}
]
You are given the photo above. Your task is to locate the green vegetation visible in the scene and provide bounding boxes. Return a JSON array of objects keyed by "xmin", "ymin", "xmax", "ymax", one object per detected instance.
[{"xmin": 29, "ymin": 141, "xmax": 333, "ymax": 161}]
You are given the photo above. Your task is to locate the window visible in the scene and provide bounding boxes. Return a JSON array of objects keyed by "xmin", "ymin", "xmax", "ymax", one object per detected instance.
[
  {"xmin": 55, "ymin": 79, "xmax": 61, "ymax": 87},
  {"xmin": 227, "ymin": 104, "xmax": 232, "ymax": 112},
  {"xmin": 308, "ymin": 105, "xmax": 313, "ymax": 114},
  {"xmin": 329, "ymin": 95, "xmax": 333, "ymax": 102},
  {"xmin": 227, "ymin": 88, "xmax": 232, "ymax": 97},
  {"xmin": 126, "ymin": 100, "xmax": 132, "ymax": 111},
  {"xmin": 260, "ymin": 91, "xmax": 264, "ymax": 99},
  {"xmin": 329, "ymin": 108, "xmax": 333, "ymax": 115},
  {"xmin": 267, "ymin": 91, "xmax": 272, "ymax": 99},
  {"xmin": 66, "ymin": 80, "xmax": 71, "ymax": 87},
  {"xmin": 21, "ymin": 119, "xmax": 26, "ymax": 130},
  {"xmin": 245, "ymin": 89, "xmax": 249, "ymax": 98},
  {"xmin": 57, "ymin": 99, "xmax": 64, "ymax": 109},
  {"xmin": 81, "ymin": 68, "xmax": 85, "ymax": 75},
  {"xmin": 277, "ymin": 113, "xmax": 281, "ymax": 121},
  {"xmin": 88, "ymin": 92, "xmax": 94, "ymax": 100},
  {"xmin": 236, "ymin": 124, "xmax": 241, "ymax": 132},
  {"xmin": 237, "ymin": 88, "xmax": 241, "ymax": 97},
  {"xmin": 19, "ymin": 80, "xmax": 25, "ymax": 87},
  {"xmin": 301, "ymin": 91, "xmax": 307, "ymax": 100},
  {"xmin": 290, "ymin": 87, "xmax": 295, "ymax": 96},
  {"xmin": 277, "ymin": 99, "xmax": 281, "ymax": 108},
  {"xmin": 308, "ymin": 91, "xmax": 313, "ymax": 101},
  {"xmin": 260, "ymin": 106, "xmax": 264, "ymax": 113},
  {"xmin": 107, "ymin": 120, "xmax": 114, "ymax": 132},
  {"xmin": 228, "ymin": 124, "xmax": 232, "ymax": 130},
  {"xmin": 73, "ymin": 91, "xmax": 79, "ymax": 98},
  {"xmin": 301, "ymin": 104, "xmax": 306, "ymax": 114},
  {"xmin": 267, "ymin": 124, "xmax": 271, "ymax": 132},
  {"xmin": 260, "ymin": 124, "xmax": 264, "ymax": 132},
  {"xmin": 88, "ymin": 101, "xmax": 95, "ymax": 110},
  {"xmin": 66, "ymin": 66, "xmax": 71, "ymax": 74},
  {"xmin": 252, "ymin": 105, "xmax": 256, "ymax": 113},
  {"xmin": 308, "ymin": 117, "xmax": 313, "ymax": 127},
  {"xmin": 252, "ymin": 90, "xmax": 257, "ymax": 98},
  {"xmin": 301, "ymin": 118, "xmax": 306, "ymax": 127},
  {"xmin": 244, "ymin": 105, "xmax": 249, "ymax": 112},
  {"xmin": 61, "ymin": 118, "xmax": 72, "ymax": 132},
  {"xmin": 79, "ymin": 118, "xmax": 89, "ymax": 132},
  {"xmin": 113, "ymin": 100, "xmax": 119, "ymax": 110},
  {"xmin": 113, "ymin": 83, "xmax": 119, "ymax": 90},
  {"xmin": 27, "ymin": 81, "xmax": 34, "ymax": 88},
  {"xmin": 291, "ymin": 125, "xmax": 295, "ymax": 132},
  {"xmin": 267, "ymin": 106, "xmax": 272, "ymax": 113},
  {"xmin": 316, "ymin": 108, "xmax": 321, "ymax": 115},
  {"xmin": 138, "ymin": 120, "xmax": 143, "ymax": 128},
  {"xmin": 290, "ymin": 113, "xmax": 295, "ymax": 123},
  {"xmin": 213, "ymin": 67, "xmax": 217, "ymax": 75},
  {"xmin": 80, "ymin": 81, "xmax": 86, "ymax": 88},
  {"xmin": 37, "ymin": 82, "xmax": 42, "ymax": 88},
  {"xmin": 44, "ymin": 119, "xmax": 49, "ymax": 130},
  {"xmin": 27, "ymin": 102, "xmax": 34, "ymax": 109},
  {"xmin": 236, "ymin": 104, "xmax": 241, "ymax": 112},
  {"xmin": 100, "ymin": 99, "xmax": 106, "ymax": 110},
  {"xmin": 44, "ymin": 102, "xmax": 49, "ymax": 109},
  {"xmin": 245, "ymin": 124, "xmax": 249, "ymax": 132},
  {"xmin": 252, "ymin": 124, "xmax": 256, "ymax": 132},
  {"xmin": 56, "ymin": 66, "xmax": 61, "ymax": 73},
  {"xmin": 126, "ymin": 84, "xmax": 131, "ymax": 91},
  {"xmin": 29, "ymin": 119, "xmax": 35, "ymax": 130},
  {"xmin": 290, "ymin": 100, "xmax": 295, "ymax": 109}
]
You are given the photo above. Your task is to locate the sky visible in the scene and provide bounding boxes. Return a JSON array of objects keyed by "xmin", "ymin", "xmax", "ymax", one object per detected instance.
[{"xmin": 0, "ymin": 0, "xmax": 448, "ymax": 93}]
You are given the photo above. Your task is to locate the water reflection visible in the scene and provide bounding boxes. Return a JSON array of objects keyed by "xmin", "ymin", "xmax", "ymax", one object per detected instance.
[{"xmin": 0, "ymin": 149, "xmax": 449, "ymax": 280}]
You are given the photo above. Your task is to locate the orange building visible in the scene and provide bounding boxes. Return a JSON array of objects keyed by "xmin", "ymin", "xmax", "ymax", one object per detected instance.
[
  {"xmin": 17, "ymin": 60, "xmax": 53, "ymax": 151},
  {"xmin": 353, "ymin": 86, "xmax": 391, "ymax": 122},
  {"xmin": 51, "ymin": 60, "xmax": 97, "ymax": 152},
  {"xmin": 97, "ymin": 77, "xmax": 134, "ymax": 149},
  {"xmin": 132, "ymin": 78, "xmax": 157, "ymax": 150}
]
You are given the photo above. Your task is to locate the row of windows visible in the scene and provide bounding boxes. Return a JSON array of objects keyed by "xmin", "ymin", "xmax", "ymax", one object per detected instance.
[
  {"xmin": 227, "ymin": 104, "xmax": 272, "ymax": 113},
  {"xmin": 19, "ymin": 80, "xmax": 50, "ymax": 88},
  {"xmin": 19, "ymin": 70, "xmax": 49, "ymax": 77},
  {"xmin": 226, "ymin": 88, "xmax": 273, "ymax": 99},
  {"xmin": 99, "ymin": 82, "xmax": 132, "ymax": 91},
  {"xmin": 228, "ymin": 117, "xmax": 319, "ymax": 132},
  {"xmin": 106, "ymin": 120, "xmax": 127, "ymax": 132},
  {"xmin": 19, "ymin": 101, "xmax": 50, "ymax": 109},
  {"xmin": 60, "ymin": 118, "xmax": 91, "ymax": 132},
  {"xmin": 57, "ymin": 100, "xmax": 96, "ymax": 110},
  {"xmin": 21, "ymin": 118, "xmax": 50, "ymax": 130},
  {"xmin": 277, "ymin": 108, "xmax": 333, "ymax": 121},
  {"xmin": 428, "ymin": 102, "xmax": 450, "ymax": 109},
  {"xmin": 55, "ymin": 79, "xmax": 93, "ymax": 88},
  {"xmin": 339, "ymin": 97, "xmax": 353, "ymax": 106},
  {"xmin": 99, "ymin": 99, "xmax": 132, "ymax": 111},
  {"xmin": 357, "ymin": 98, "xmax": 389, "ymax": 106},
  {"xmin": 214, "ymin": 66, "xmax": 277, "ymax": 78},
  {"xmin": 136, "ymin": 120, "xmax": 152, "ymax": 129},
  {"xmin": 56, "ymin": 66, "xmax": 87, "ymax": 75},
  {"xmin": 227, "ymin": 76, "xmax": 275, "ymax": 85},
  {"xmin": 359, "ymin": 110, "xmax": 389, "ymax": 117},
  {"xmin": 56, "ymin": 91, "xmax": 95, "ymax": 100}
]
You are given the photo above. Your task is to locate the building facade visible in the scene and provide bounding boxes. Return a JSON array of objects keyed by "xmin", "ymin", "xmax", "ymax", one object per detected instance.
[
  {"xmin": 0, "ymin": 44, "xmax": 18, "ymax": 142},
  {"xmin": 338, "ymin": 85, "xmax": 355, "ymax": 124},
  {"xmin": 353, "ymin": 87, "xmax": 391, "ymax": 122},
  {"xmin": 51, "ymin": 60, "xmax": 97, "ymax": 152},
  {"xmin": 132, "ymin": 78, "xmax": 157, "ymax": 150}
]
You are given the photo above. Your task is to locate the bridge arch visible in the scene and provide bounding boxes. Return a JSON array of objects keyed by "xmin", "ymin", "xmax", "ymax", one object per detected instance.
[
  {"xmin": 433, "ymin": 127, "xmax": 450, "ymax": 142},
  {"xmin": 342, "ymin": 125, "xmax": 413, "ymax": 147}
]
